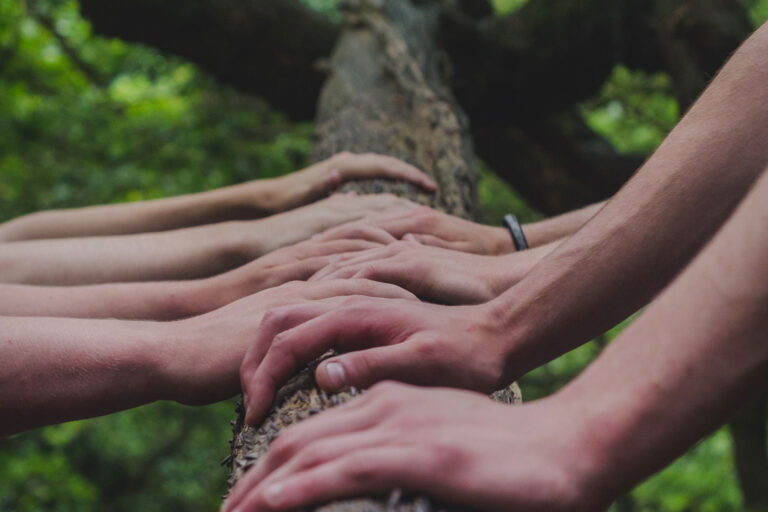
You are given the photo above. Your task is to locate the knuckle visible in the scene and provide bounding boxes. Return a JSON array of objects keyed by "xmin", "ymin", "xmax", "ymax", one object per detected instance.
[
  {"xmin": 342, "ymin": 454, "xmax": 379, "ymax": 484},
  {"xmin": 426, "ymin": 440, "xmax": 467, "ymax": 472},
  {"xmin": 269, "ymin": 432, "xmax": 298, "ymax": 459},
  {"xmin": 261, "ymin": 308, "xmax": 287, "ymax": 329},
  {"xmin": 358, "ymin": 264, "xmax": 380, "ymax": 280}
]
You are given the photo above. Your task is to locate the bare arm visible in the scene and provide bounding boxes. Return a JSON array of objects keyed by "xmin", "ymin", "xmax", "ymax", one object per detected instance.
[
  {"xmin": 0, "ymin": 152, "xmax": 435, "ymax": 242},
  {"xmin": 0, "ymin": 237, "xmax": 386, "ymax": 319},
  {"xmin": 522, "ymin": 200, "xmax": 604, "ymax": 247},
  {"xmin": 0, "ymin": 194, "xmax": 415, "ymax": 285},
  {"xmin": 226, "ymin": 165, "xmax": 768, "ymax": 512},
  {"xmin": 0, "ymin": 278, "xmax": 416, "ymax": 436},
  {"xmin": 235, "ymin": 22, "xmax": 768, "ymax": 421},
  {"xmin": 494, "ymin": 22, "xmax": 768, "ymax": 377}
]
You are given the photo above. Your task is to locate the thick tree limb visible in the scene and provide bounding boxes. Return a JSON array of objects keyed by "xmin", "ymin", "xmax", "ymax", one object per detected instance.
[
  {"xmin": 76, "ymin": 0, "xmax": 753, "ymax": 212},
  {"xmin": 78, "ymin": 0, "xmax": 338, "ymax": 119},
  {"xmin": 227, "ymin": 1, "xmax": 520, "ymax": 509}
]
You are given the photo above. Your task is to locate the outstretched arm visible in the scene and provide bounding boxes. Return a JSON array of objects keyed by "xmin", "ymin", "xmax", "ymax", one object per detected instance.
[
  {"xmin": 0, "ymin": 152, "xmax": 435, "ymax": 242},
  {"xmin": 0, "ymin": 193, "xmax": 415, "ymax": 285},
  {"xmin": 311, "ymin": 238, "xmax": 562, "ymax": 304},
  {"xmin": 0, "ymin": 236, "xmax": 387, "ymax": 319},
  {"xmin": 523, "ymin": 200, "xmax": 604, "ymax": 247},
  {"xmin": 238, "ymin": 22, "xmax": 768, "ymax": 421},
  {"xmin": 0, "ymin": 278, "xmax": 416, "ymax": 436},
  {"xmin": 225, "ymin": 164, "xmax": 768, "ymax": 512}
]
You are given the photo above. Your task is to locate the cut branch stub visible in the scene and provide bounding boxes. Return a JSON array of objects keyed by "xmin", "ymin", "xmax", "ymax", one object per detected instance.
[
  {"xmin": 312, "ymin": 0, "xmax": 478, "ymax": 219},
  {"xmin": 228, "ymin": 1, "xmax": 521, "ymax": 510}
]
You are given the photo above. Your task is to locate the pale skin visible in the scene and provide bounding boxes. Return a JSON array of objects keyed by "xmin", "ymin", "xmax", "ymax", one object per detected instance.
[
  {"xmin": 0, "ymin": 227, "xmax": 396, "ymax": 319},
  {"xmin": 316, "ymin": 198, "xmax": 604, "ymax": 257},
  {"xmin": 0, "ymin": 278, "xmax": 417, "ymax": 436},
  {"xmin": 0, "ymin": 152, "xmax": 436, "ymax": 242},
  {"xmin": 239, "ymin": 20, "xmax": 768, "ymax": 424},
  {"xmin": 0, "ymin": 193, "xmax": 417, "ymax": 285},
  {"xmin": 310, "ymin": 238, "xmax": 562, "ymax": 304},
  {"xmin": 225, "ymin": 166, "xmax": 768, "ymax": 512},
  {"xmin": 304, "ymin": 198, "xmax": 602, "ymax": 304}
]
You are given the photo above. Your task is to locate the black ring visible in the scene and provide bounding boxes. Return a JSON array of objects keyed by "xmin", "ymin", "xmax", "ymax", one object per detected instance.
[{"xmin": 503, "ymin": 214, "xmax": 529, "ymax": 251}]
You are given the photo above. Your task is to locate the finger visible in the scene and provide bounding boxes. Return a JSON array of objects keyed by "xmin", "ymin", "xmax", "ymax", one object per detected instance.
[
  {"xmin": 402, "ymin": 233, "xmax": 463, "ymax": 251},
  {"xmin": 224, "ymin": 407, "xmax": 385, "ymax": 512},
  {"xmin": 240, "ymin": 300, "xmax": 341, "ymax": 423},
  {"xmin": 235, "ymin": 446, "xmax": 422, "ymax": 512},
  {"xmin": 244, "ymin": 299, "xmax": 411, "ymax": 424},
  {"xmin": 301, "ymin": 239, "xmax": 382, "ymax": 258},
  {"xmin": 309, "ymin": 263, "xmax": 358, "ymax": 281},
  {"xmin": 301, "ymin": 279, "xmax": 418, "ymax": 302},
  {"xmin": 316, "ymin": 224, "xmax": 398, "ymax": 245},
  {"xmin": 309, "ymin": 259, "xmax": 356, "ymax": 281},
  {"xmin": 351, "ymin": 261, "xmax": 422, "ymax": 292},
  {"xmin": 315, "ymin": 343, "xmax": 427, "ymax": 392},
  {"xmin": 336, "ymin": 153, "xmax": 437, "ymax": 191}
]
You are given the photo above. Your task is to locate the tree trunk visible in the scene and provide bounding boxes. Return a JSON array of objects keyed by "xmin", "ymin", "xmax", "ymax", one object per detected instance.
[{"xmin": 226, "ymin": 1, "xmax": 520, "ymax": 509}]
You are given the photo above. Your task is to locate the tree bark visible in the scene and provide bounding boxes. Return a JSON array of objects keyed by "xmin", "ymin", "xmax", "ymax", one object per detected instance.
[{"xmin": 226, "ymin": 1, "xmax": 520, "ymax": 509}]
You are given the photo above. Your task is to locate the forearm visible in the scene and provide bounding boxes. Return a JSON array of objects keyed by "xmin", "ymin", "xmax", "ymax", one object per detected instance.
[
  {"xmin": 559, "ymin": 169, "xmax": 768, "ymax": 498},
  {"xmin": 0, "ymin": 279, "xmax": 224, "ymax": 320},
  {"xmin": 487, "ymin": 239, "xmax": 563, "ymax": 296},
  {"xmin": 523, "ymin": 201, "xmax": 605, "ymax": 247},
  {"xmin": 0, "ymin": 196, "xmax": 391, "ymax": 285},
  {"xmin": 0, "ymin": 221, "xmax": 250, "ymax": 285},
  {"xmin": 0, "ymin": 316, "xmax": 170, "ymax": 435},
  {"xmin": 0, "ymin": 181, "xmax": 282, "ymax": 243},
  {"xmin": 493, "ymin": 24, "xmax": 768, "ymax": 374}
]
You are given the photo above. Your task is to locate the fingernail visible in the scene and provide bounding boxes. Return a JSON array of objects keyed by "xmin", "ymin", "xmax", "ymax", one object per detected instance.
[
  {"xmin": 403, "ymin": 233, "xmax": 417, "ymax": 242},
  {"xmin": 324, "ymin": 362, "xmax": 347, "ymax": 390},
  {"xmin": 264, "ymin": 482, "xmax": 284, "ymax": 506}
]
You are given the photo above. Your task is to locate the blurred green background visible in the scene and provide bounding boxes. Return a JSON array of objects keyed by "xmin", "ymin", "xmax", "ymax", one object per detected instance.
[{"xmin": 1, "ymin": 0, "xmax": 767, "ymax": 511}]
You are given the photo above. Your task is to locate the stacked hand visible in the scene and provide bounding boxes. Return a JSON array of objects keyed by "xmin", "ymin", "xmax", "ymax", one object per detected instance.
[
  {"xmin": 267, "ymin": 152, "xmax": 437, "ymax": 212},
  {"xmin": 162, "ymin": 279, "xmax": 418, "ymax": 407},
  {"xmin": 239, "ymin": 296, "xmax": 516, "ymax": 425},
  {"xmin": 318, "ymin": 205, "xmax": 514, "ymax": 255},
  {"xmin": 311, "ymin": 240, "xmax": 519, "ymax": 304},
  {"xmin": 223, "ymin": 383, "xmax": 607, "ymax": 512}
]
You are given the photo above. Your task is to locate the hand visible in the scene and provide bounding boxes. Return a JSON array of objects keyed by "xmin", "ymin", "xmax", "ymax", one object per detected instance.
[
  {"xmin": 246, "ymin": 193, "xmax": 420, "ymax": 257},
  {"xmin": 218, "ymin": 236, "xmax": 390, "ymax": 300},
  {"xmin": 223, "ymin": 383, "xmax": 608, "ymax": 512},
  {"xmin": 269, "ymin": 152, "xmax": 437, "ymax": 211},
  {"xmin": 319, "ymin": 205, "xmax": 514, "ymax": 255},
  {"xmin": 310, "ymin": 239, "xmax": 510, "ymax": 304},
  {"xmin": 240, "ymin": 296, "xmax": 513, "ymax": 424},
  {"xmin": 159, "ymin": 279, "xmax": 418, "ymax": 406},
  {"xmin": 291, "ymin": 192, "xmax": 419, "ymax": 234}
]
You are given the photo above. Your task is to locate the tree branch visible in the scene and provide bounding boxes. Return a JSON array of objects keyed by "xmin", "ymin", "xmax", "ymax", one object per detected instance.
[{"xmin": 78, "ymin": 0, "xmax": 339, "ymax": 120}]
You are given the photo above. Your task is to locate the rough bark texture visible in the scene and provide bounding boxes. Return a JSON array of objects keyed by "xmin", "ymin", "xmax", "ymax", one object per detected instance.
[{"xmin": 225, "ymin": 1, "xmax": 521, "ymax": 509}]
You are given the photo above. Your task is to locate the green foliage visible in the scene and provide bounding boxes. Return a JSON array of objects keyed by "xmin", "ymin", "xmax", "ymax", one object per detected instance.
[
  {"xmin": 491, "ymin": 0, "xmax": 529, "ymax": 15},
  {"xmin": 748, "ymin": 0, "xmax": 768, "ymax": 25},
  {"xmin": 0, "ymin": 0, "xmax": 312, "ymax": 222},
  {"xmin": 581, "ymin": 66, "xmax": 679, "ymax": 155}
]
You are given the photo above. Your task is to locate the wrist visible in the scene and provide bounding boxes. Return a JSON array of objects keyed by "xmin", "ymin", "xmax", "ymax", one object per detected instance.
[
  {"xmin": 521, "ymin": 394, "xmax": 619, "ymax": 510},
  {"xmin": 553, "ymin": 363, "xmax": 669, "ymax": 503},
  {"xmin": 153, "ymin": 313, "xmax": 244, "ymax": 406},
  {"xmin": 489, "ymin": 225, "xmax": 516, "ymax": 255}
]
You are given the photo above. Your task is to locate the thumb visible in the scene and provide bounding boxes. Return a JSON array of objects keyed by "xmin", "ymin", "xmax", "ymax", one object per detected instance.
[{"xmin": 315, "ymin": 345, "xmax": 415, "ymax": 392}]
